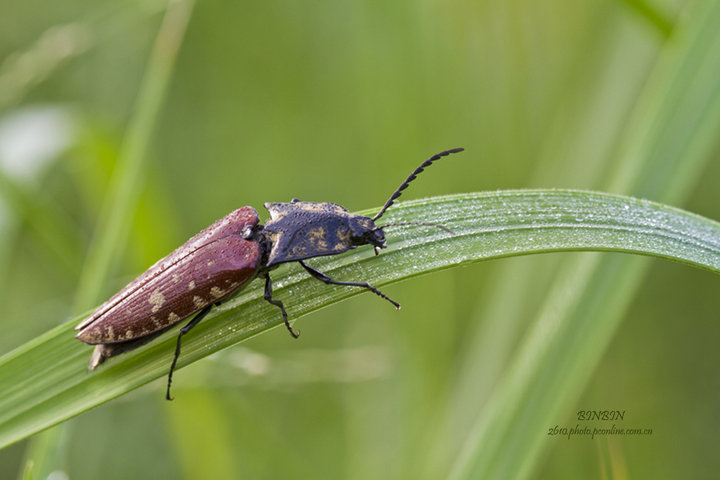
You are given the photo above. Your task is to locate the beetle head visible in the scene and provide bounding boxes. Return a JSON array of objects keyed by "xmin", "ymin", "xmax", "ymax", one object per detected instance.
[{"xmin": 349, "ymin": 215, "xmax": 387, "ymax": 251}]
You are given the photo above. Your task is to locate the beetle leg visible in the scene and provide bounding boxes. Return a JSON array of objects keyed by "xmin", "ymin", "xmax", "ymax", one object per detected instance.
[
  {"xmin": 264, "ymin": 272, "xmax": 300, "ymax": 339},
  {"xmin": 166, "ymin": 305, "xmax": 212, "ymax": 401},
  {"xmin": 298, "ymin": 260, "xmax": 400, "ymax": 309}
]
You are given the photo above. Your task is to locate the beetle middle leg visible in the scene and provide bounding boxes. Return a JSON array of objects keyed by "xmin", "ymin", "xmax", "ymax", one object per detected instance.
[
  {"xmin": 264, "ymin": 272, "xmax": 300, "ymax": 339},
  {"xmin": 298, "ymin": 260, "xmax": 400, "ymax": 309},
  {"xmin": 166, "ymin": 305, "xmax": 212, "ymax": 401}
]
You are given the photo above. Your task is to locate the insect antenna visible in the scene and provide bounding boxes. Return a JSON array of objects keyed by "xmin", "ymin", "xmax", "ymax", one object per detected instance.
[
  {"xmin": 371, "ymin": 222, "xmax": 456, "ymax": 255},
  {"xmin": 372, "ymin": 148, "xmax": 464, "ymax": 221},
  {"xmin": 377, "ymin": 221, "xmax": 454, "ymax": 235}
]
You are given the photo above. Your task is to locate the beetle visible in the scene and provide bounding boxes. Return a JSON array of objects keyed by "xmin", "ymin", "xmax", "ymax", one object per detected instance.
[{"xmin": 75, "ymin": 148, "xmax": 464, "ymax": 399}]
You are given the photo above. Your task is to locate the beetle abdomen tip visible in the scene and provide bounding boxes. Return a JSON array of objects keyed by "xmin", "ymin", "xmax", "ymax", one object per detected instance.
[{"xmin": 89, "ymin": 345, "xmax": 107, "ymax": 370}]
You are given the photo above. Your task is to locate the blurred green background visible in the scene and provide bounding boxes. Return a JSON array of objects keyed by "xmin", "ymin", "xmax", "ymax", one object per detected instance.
[{"xmin": 2, "ymin": 0, "xmax": 720, "ymax": 478}]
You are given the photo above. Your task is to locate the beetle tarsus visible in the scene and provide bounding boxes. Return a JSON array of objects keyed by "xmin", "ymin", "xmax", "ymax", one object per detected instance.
[
  {"xmin": 298, "ymin": 260, "xmax": 401, "ymax": 309},
  {"xmin": 264, "ymin": 272, "xmax": 300, "ymax": 338},
  {"xmin": 166, "ymin": 305, "xmax": 213, "ymax": 401}
]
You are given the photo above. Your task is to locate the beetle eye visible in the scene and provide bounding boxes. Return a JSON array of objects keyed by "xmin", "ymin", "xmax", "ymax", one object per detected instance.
[{"xmin": 242, "ymin": 225, "xmax": 254, "ymax": 239}]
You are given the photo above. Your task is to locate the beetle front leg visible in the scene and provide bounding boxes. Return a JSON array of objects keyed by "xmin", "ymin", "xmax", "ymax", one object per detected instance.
[
  {"xmin": 166, "ymin": 305, "xmax": 212, "ymax": 401},
  {"xmin": 298, "ymin": 260, "xmax": 400, "ymax": 309},
  {"xmin": 264, "ymin": 272, "xmax": 300, "ymax": 339}
]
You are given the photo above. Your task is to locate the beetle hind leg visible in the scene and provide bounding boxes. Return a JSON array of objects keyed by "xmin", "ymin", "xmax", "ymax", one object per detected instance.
[
  {"xmin": 166, "ymin": 305, "xmax": 213, "ymax": 401},
  {"xmin": 264, "ymin": 272, "xmax": 300, "ymax": 339},
  {"xmin": 298, "ymin": 260, "xmax": 400, "ymax": 309}
]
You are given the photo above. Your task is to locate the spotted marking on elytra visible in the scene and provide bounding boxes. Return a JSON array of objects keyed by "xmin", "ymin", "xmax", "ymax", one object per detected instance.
[
  {"xmin": 192, "ymin": 296, "xmax": 205, "ymax": 308},
  {"xmin": 149, "ymin": 289, "xmax": 166, "ymax": 313},
  {"xmin": 172, "ymin": 274, "xmax": 181, "ymax": 284},
  {"xmin": 210, "ymin": 286, "xmax": 225, "ymax": 299},
  {"xmin": 168, "ymin": 312, "xmax": 180, "ymax": 324},
  {"xmin": 207, "ymin": 260, "xmax": 215, "ymax": 267},
  {"xmin": 188, "ymin": 280, "xmax": 196, "ymax": 290},
  {"xmin": 84, "ymin": 330, "xmax": 99, "ymax": 343}
]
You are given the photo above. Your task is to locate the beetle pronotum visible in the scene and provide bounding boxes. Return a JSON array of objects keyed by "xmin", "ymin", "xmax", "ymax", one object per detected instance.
[{"xmin": 75, "ymin": 148, "xmax": 464, "ymax": 399}]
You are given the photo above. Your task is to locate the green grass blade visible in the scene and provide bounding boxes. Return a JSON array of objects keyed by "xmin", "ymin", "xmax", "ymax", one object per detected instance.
[
  {"xmin": 0, "ymin": 190, "xmax": 719, "ymax": 448},
  {"xmin": 18, "ymin": 2, "xmax": 195, "ymax": 477},
  {"xmin": 449, "ymin": 160, "xmax": 720, "ymax": 480},
  {"xmin": 616, "ymin": 0, "xmax": 673, "ymax": 38},
  {"xmin": 449, "ymin": 0, "xmax": 720, "ymax": 477}
]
